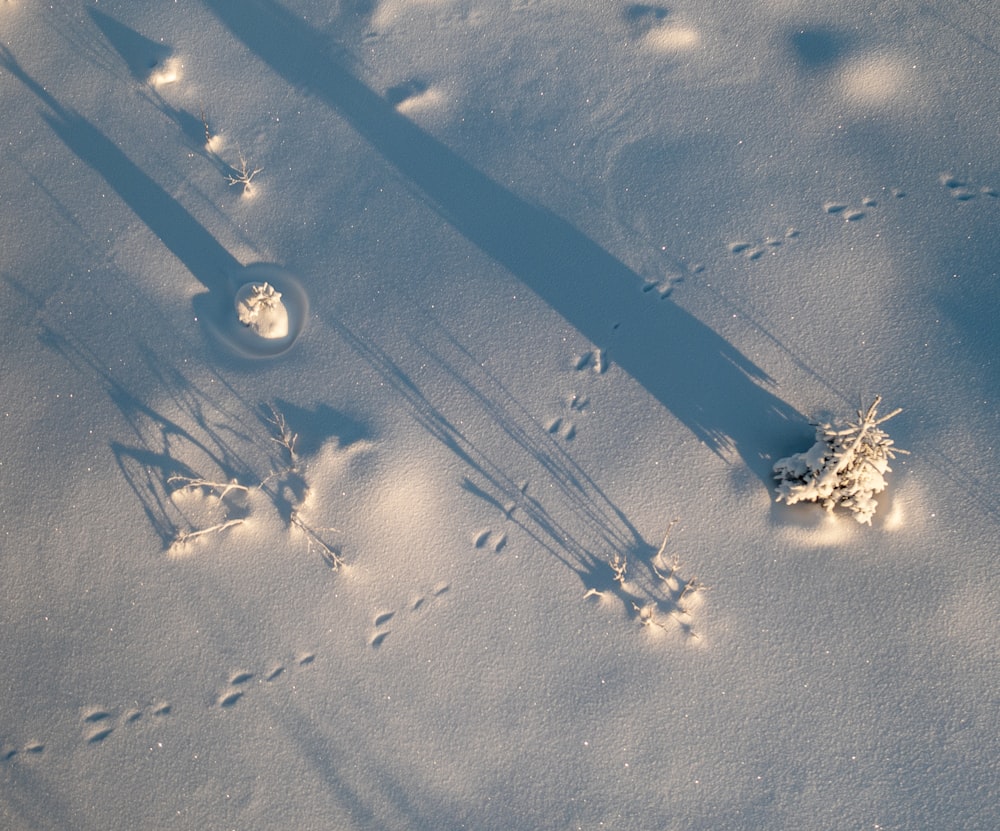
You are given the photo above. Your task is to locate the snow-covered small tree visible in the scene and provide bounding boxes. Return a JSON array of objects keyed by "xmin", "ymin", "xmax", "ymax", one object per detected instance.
[{"xmin": 773, "ymin": 396, "xmax": 906, "ymax": 525}]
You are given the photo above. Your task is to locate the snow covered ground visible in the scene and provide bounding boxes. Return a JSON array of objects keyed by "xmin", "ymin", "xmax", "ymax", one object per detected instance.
[{"xmin": 1, "ymin": 1, "xmax": 997, "ymax": 828}]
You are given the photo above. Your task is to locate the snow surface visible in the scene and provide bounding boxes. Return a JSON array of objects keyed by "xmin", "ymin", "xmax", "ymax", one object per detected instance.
[{"xmin": 1, "ymin": 1, "xmax": 998, "ymax": 829}]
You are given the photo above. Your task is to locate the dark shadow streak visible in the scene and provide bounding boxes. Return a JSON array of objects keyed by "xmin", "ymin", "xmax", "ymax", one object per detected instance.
[
  {"xmin": 86, "ymin": 10, "xmax": 236, "ymax": 168},
  {"xmin": 0, "ymin": 46, "xmax": 238, "ymax": 298},
  {"xmin": 32, "ymin": 320, "xmax": 257, "ymax": 546},
  {"xmin": 40, "ymin": 109, "xmax": 240, "ymax": 295},
  {"xmin": 332, "ymin": 320, "xmax": 676, "ymax": 622},
  {"xmin": 87, "ymin": 8, "xmax": 173, "ymax": 81},
  {"xmin": 271, "ymin": 698, "xmax": 472, "ymax": 830},
  {"xmin": 202, "ymin": 0, "xmax": 806, "ymax": 482}
]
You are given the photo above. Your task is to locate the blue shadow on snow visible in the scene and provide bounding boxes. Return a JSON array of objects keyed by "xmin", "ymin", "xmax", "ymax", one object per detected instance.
[{"xmin": 201, "ymin": 0, "xmax": 806, "ymax": 482}]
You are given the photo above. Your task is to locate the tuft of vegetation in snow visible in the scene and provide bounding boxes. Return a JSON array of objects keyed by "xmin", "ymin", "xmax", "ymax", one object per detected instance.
[
  {"xmin": 773, "ymin": 396, "xmax": 907, "ymax": 525},
  {"xmin": 235, "ymin": 281, "xmax": 289, "ymax": 339}
]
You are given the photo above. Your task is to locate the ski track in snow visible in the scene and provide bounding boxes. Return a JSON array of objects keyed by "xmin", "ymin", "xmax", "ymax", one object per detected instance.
[{"xmin": 1, "ymin": 654, "xmax": 317, "ymax": 766}]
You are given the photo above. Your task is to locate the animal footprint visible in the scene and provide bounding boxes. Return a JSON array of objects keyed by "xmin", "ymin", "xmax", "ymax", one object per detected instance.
[
  {"xmin": 823, "ymin": 196, "xmax": 883, "ymax": 222},
  {"xmin": 546, "ymin": 416, "xmax": 576, "ymax": 441},
  {"xmin": 370, "ymin": 611, "xmax": 394, "ymax": 648},
  {"xmin": 642, "ymin": 273, "xmax": 685, "ymax": 298},
  {"xmin": 82, "ymin": 709, "xmax": 115, "ymax": 744},
  {"xmin": 547, "ymin": 384, "xmax": 594, "ymax": 441},
  {"xmin": 123, "ymin": 701, "xmax": 172, "ymax": 725},
  {"xmin": 728, "ymin": 228, "xmax": 799, "ymax": 260},
  {"xmin": 386, "ymin": 77, "xmax": 429, "ymax": 107},
  {"xmin": 1, "ymin": 740, "xmax": 45, "ymax": 763},
  {"xmin": 938, "ymin": 172, "xmax": 998, "ymax": 201},
  {"xmin": 624, "ymin": 3, "xmax": 669, "ymax": 35},
  {"xmin": 573, "ymin": 348, "xmax": 607, "ymax": 374},
  {"xmin": 473, "ymin": 527, "xmax": 508, "ymax": 552},
  {"xmin": 80, "ymin": 701, "xmax": 172, "ymax": 745},
  {"xmin": 412, "ymin": 582, "xmax": 450, "ymax": 608},
  {"xmin": 216, "ymin": 654, "xmax": 314, "ymax": 707},
  {"xmin": 217, "ymin": 689, "xmax": 245, "ymax": 709},
  {"xmin": 369, "ymin": 583, "xmax": 450, "ymax": 649},
  {"xmin": 216, "ymin": 669, "xmax": 255, "ymax": 707}
]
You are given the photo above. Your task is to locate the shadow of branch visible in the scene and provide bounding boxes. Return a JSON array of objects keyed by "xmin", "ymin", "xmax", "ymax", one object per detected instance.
[{"xmin": 202, "ymin": 0, "xmax": 806, "ymax": 483}]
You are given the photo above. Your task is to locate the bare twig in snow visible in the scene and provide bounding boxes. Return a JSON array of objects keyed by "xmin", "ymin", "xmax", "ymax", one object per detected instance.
[
  {"xmin": 609, "ymin": 552, "xmax": 627, "ymax": 584},
  {"xmin": 226, "ymin": 150, "xmax": 262, "ymax": 192},
  {"xmin": 168, "ymin": 475, "xmax": 249, "ymax": 499},
  {"xmin": 171, "ymin": 518, "xmax": 245, "ymax": 547},
  {"xmin": 293, "ymin": 516, "xmax": 345, "ymax": 569},
  {"xmin": 266, "ymin": 404, "xmax": 298, "ymax": 468}
]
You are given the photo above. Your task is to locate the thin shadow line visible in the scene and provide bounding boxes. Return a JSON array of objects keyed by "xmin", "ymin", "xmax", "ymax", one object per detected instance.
[
  {"xmin": 202, "ymin": 0, "xmax": 806, "ymax": 482},
  {"xmin": 920, "ymin": 2, "xmax": 1000, "ymax": 59}
]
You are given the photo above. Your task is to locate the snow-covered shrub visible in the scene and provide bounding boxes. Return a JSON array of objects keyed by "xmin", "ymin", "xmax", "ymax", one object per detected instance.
[
  {"xmin": 773, "ymin": 396, "xmax": 906, "ymax": 525},
  {"xmin": 235, "ymin": 281, "xmax": 289, "ymax": 339}
]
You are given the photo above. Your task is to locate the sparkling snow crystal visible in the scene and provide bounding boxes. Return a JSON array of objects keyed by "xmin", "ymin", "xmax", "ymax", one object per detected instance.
[{"xmin": 773, "ymin": 396, "xmax": 906, "ymax": 525}]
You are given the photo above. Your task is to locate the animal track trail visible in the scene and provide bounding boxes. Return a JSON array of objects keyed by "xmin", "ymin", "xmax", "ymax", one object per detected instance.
[
  {"xmin": 573, "ymin": 348, "xmax": 608, "ymax": 375},
  {"xmin": 368, "ymin": 582, "xmax": 450, "ymax": 650},
  {"xmin": 4, "ymin": 650, "xmax": 315, "ymax": 763},
  {"xmin": 214, "ymin": 652, "xmax": 315, "ymax": 709},
  {"xmin": 938, "ymin": 172, "xmax": 999, "ymax": 202},
  {"xmin": 642, "ymin": 272, "xmax": 686, "ymax": 299},
  {"xmin": 80, "ymin": 700, "xmax": 173, "ymax": 746},
  {"xmin": 822, "ymin": 187, "xmax": 905, "ymax": 223},
  {"xmin": 728, "ymin": 228, "xmax": 800, "ymax": 261},
  {"xmin": 3, "ymin": 699, "xmax": 174, "ymax": 764},
  {"xmin": 1, "ymin": 739, "xmax": 45, "ymax": 764},
  {"xmin": 473, "ymin": 527, "xmax": 508, "ymax": 552}
]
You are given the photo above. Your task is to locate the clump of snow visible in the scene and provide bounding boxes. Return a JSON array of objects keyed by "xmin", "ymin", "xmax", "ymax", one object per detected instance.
[
  {"xmin": 235, "ymin": 281, "xmax": 289, "ymax": 339},
  {"xmin": 148, "ymin": 56, "xmax": 181, "ymax": 88},
  {"xmin": 773, "ymin": 396, "xmax": 906, "ymax": 524}
]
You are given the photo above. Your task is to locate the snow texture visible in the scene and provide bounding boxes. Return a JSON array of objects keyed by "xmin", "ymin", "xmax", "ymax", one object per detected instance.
[{"xmin": 1, "ymin": 1, "xmax": 998, "ymax": 830}]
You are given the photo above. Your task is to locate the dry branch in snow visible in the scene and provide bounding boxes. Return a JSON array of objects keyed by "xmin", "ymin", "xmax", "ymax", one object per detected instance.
[{"xmin": 225, "ymin": 150, "xmax": 263, "ymax": 192}]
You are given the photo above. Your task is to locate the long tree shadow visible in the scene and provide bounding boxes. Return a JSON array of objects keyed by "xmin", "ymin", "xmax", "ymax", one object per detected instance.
[
  {"xmin": 0, "ymin": 49, "xmax": 238, "ymax": 293},
  {"xmin": 202, "ymin": 0, "xmax": 806, "ymax": 482},
  {"xmin": 333, "ymin": 319, "xmax": 697, "ymax": 631},
  {"xmin": 0, "ymin": 45, "xmax": 252, "ymax": 357},
  {"xmin": 31, "ymin": 316, "xmax": 259, "ymax": 547}
]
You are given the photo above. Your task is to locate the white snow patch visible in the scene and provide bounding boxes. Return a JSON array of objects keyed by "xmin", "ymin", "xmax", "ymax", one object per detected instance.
[
  {"xmin": 148, "ymin": 56, "xmax": 182, "ymax": 88},
  {"xmin": 643, "ymin": 25, "xmax": 701, "ymax": 54}
]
